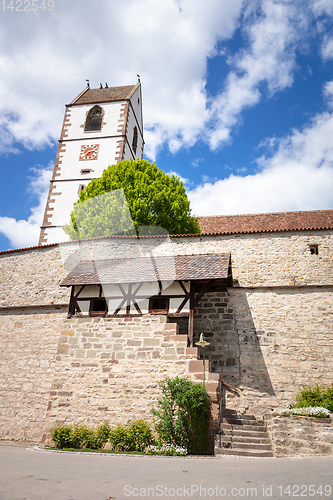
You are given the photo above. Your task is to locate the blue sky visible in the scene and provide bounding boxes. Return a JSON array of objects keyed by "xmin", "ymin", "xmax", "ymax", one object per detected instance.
[{"xmin": 0, "ymin": 0, "xmax": 332, "ymax": 251}]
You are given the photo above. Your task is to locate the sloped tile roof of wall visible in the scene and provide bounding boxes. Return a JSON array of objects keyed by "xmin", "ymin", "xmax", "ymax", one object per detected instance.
[
  {"xmin": 0, "ymin": 210, "xmax": 332, "ymax": 256},
  {"xmin": 197, "ymin": 210, "xmax": 333, "ymax": 235},
  {"xmin": 71, "ymin": 85, "xmax": 138, "ymax": 105},
  {"xmin": 61, "ymin": 253, "xmax": 231, "ymax": 286}
]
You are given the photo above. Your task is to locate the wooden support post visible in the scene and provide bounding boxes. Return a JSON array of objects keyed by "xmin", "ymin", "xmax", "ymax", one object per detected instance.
[
  {"xmin": 68, "ymin": 286, "xmax": 76, "ymax": 318},
  {"xmin": 188, "ymin": 281, "xmax": 195, "ymax": 347}
]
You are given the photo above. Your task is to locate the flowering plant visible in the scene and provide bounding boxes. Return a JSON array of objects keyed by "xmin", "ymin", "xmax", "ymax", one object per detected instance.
[
  {"xmin": 146, "ymin": 444, "xmax": 188, "ymax": 456},
  {"xmin": 281, "ymin": 406, "xmax": 331, "ymax": 418}
]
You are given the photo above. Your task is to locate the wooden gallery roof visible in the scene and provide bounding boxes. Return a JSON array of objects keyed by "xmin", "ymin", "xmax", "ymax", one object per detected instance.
[{"xmin": 61, "ymin": 253, "xmax": 232, "ymax": 287}]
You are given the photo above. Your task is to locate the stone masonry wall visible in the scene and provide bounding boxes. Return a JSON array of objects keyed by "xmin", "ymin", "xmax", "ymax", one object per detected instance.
[
  {"xmin": 1, "ymin": 228, "xmax": 332, "ymax": 309},
  {"xmin": 43, "ymin": 315, "xmax": 218, "ymax": 444},
  {"xmin": 266, "ymin": 415, "xmax": 333, "ymax": 456},
  {"xmin": 0, "ymin": 245, "xmax": 69, "ymax": 308},
  {"xmin": 0, "ymin": 307, "xmax": 67, "ymax": 442},
  {"xmin": 0, "ymin": 308, "xmax": 218, "ymax": 443},
  {"xmin": 194, "ymin": 287, "xmax": 333, "ymax": 416},
  {"xmin": 0, "ymin": 229, "xmax": 332, "ymax": 441}
]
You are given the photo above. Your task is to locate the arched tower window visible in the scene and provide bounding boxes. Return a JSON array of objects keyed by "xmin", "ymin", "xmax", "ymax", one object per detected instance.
[
  {"xmin": 132, "ymin": 126, "xmax": 138, "ymax": 156},
  {"xmin": 85, "ymin": 105, "xmax": 102, "ymax": 132}
]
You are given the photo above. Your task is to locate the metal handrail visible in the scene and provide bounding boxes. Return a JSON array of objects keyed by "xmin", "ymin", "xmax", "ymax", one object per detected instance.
[
  {"xmin": 218, "ymin": 380, "xmax": 240, "ymax": 448},
  {"xmin": 221, "ymin": 380, "xmax": 239, "ymax": 394}
]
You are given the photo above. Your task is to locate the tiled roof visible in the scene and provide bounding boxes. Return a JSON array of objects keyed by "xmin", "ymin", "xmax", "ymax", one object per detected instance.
[
  {"xmin": 71, "ymin": 84, "xmax": 139, "ymax": 105},
  {"xmin": 0, "ymin": 210, "xmax": 332, "ymax": 256},
  {"xmin": 198, "ymin": 210, "xmax": 333, "ymax": 235},
  {"xmin": 60, "ymin": 253, "xmax": 231, "ymax": 286}
]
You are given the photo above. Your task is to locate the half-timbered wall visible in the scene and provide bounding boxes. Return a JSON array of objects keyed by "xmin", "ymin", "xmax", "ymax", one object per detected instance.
[{"xmin": 73, "ymin": 280, "xmax": 190, "ymax": 316}]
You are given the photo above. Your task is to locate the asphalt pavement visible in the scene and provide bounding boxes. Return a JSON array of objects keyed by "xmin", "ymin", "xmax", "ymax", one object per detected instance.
[{"xmin": 0, "ymin": 444, "xmax": 332, "ymax": 500}]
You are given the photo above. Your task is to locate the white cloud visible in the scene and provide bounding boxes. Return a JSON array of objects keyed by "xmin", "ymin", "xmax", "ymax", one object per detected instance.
[
  {"xmin": 0, "ymin": 165, "xmax": 52, "ymax": 248},
  {"xmin": 207, "ymin": 0, "xmax": 309, "ymax": 149},
  {"xmin": 322, "ymin": 36, "xmax": 333, "ymax": 60},
  {"xmin": 0, "ymin": 0, "xmax": 329, "ymax": 160},
  {"xmin": 189, "ymin": 111, "xmax": 333, "ymax": 215},
  {"xmin": 0, "ymin": 0, "xmax": 242, "ymax": 159},
  {"xmin": 324, "ymin": 81, "xmax": 333, "ymax": 107},
  {"xmin": 312, "ymin": 0, "xmax": 333, "ymax": 17}
]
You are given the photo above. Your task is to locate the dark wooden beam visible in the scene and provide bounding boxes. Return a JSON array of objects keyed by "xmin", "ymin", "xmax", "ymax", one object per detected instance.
[
  {"xmin": 68, "ymin": 286, "xmax": 76, "ymax": 317},
  {"xmin": 75, "ymin": 285, "xmax": 85, "ymax": 298},
  {"xmin": 178, "ymin": 280, "xmax": 188, "ymax": 294},
  {"xmin": 194, "ymin": 279, "xmax": 217, "ymax": 307},
  {"xmin": 175, "ymin": 294, "xmax": 190, "ymax": 314},
  {"xmin": 188, "ymin": 281, "xmax": 195, "ymax": 347}
]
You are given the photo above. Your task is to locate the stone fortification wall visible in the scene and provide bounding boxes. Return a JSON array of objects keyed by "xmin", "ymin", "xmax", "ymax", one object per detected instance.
[
  {"xmin": 171, "ymin": 230, "xmax": 333, "ymax": 287},
  {"xmin": 0, "ymin": 228, "xmax": 332, "ymax": 441},
  {"xmin": 0, "ymin": 245, "xmax": 69, "ymax": 308},
  {"xmin": 0, "ymin": 307, "xmax": 67, "ymax": 442},
  {"xmin": 0, "ymin": 310, "xmax": 218, "ymax": 443},
  {"xmin": 267, "ymin": 415, "xmax": 333, "ymax": 456},
  {"xmin": 194, "ymin": 287, "xmax": 333, "ymax": 415},
  {"xmin": 1, "ymin": 228, "xmax": 332, "ymax": 310},
  {"xmin": 43, "ymin": 315, "xmax": 218, "ymax": 444}
]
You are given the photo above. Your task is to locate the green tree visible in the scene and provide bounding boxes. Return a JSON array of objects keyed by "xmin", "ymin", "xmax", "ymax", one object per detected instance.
[
  {"xmin": 151, "ymin": 376, "xmax": 211, "ymax": 454},
  {"xmin": 64, "ymin": 159, "xmax": 201, "ymax": 239}
]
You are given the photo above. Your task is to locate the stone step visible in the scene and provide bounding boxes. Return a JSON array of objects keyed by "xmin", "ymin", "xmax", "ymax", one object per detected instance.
[
  {"xmin": 221, "ymin": 411, "xmax": 257, "ymax": 421},
  {"xmin": 216, "ymin": 448, "xmax": 274, "ymax": 458},
  {"xmin": 188, "ymin": 359, "xmax": 211, "ymax": 373},
  {"xmin": 221, "ymin": 429, "xmax": 269, "ymax": 438},
  {"xmin": 222, "ymin": 435, "xmax": 270, "ymax": 444},
  {"xmin": 194, "ymin": 371, "xmax": 220, "ymax": 382},
  {"xmin": 221, "ymin": 423, "xmax": 267, "ymax": 432},
  {"xmin": 215, "ymin": 412, "xmax": 274, "ymax": 458},
  {"xmin": 219, "ymin": 440, "xmax": 272, "ymax": 451},
  {"xmin": 221, "ymin": 416, "xmax": 265, "ymax": 425},
  {"xmin": 185, "ymin": 347, "xmax": 200, "ymax": 359}
]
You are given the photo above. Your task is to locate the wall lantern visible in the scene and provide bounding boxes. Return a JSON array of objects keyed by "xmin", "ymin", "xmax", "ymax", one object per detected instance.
[{"xmin": 195, "ymin": 333, "xmax": 210, "ymax": 388}]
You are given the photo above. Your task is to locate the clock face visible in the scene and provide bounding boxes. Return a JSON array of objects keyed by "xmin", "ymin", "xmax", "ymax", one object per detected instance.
[{"xmin": 79, "ymin": 144, "xmax": 99, "ymax": 161}]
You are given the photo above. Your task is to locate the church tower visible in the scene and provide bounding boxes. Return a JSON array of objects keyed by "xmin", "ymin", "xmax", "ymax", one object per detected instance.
[{"xmin": 39, "ymin": 82, "xmax": 144, "ymax": 245}]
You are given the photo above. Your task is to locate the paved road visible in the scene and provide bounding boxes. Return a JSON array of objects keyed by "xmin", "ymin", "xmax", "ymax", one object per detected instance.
[{"xmin": 0, "ymin": 445, "xmax": 332, "ymax": 500}]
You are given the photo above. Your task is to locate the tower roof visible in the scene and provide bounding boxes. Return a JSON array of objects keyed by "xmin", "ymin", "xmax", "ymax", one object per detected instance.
[{"xmin": 69, "ymin": 83, "xmax": 140, "ymax": 106}]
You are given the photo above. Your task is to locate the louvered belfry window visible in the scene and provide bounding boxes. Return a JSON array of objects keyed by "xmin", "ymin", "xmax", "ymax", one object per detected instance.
[
  {"xmin": 132, "ymin": 126, "xmax": 138, "ymax": 155},
  {"xmin": 85, "ymin": 106, "xmax": 102, "ymax": 131}
]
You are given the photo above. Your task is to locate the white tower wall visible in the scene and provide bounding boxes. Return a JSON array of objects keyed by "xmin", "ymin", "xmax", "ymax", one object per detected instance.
[{"xmin": 39, "ymin": 83, "xmax": 144, "ymax": 245}]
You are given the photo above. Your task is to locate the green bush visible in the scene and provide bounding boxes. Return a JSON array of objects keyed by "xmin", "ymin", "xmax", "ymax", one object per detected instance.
[
  {"xmin": 108, "ymin": 420, "xmax": 154, "ymax": 452},
  {"xmin": 108, "ymin": 423, "xmax": 132, "ymax": 451},
  {"xmin": 292, "ymin": 384, "xmax": 333, "ymax": 412},
  {"xmin": 151, "ymin": 376, "xmax": 211, "ymax": 454},
  {"xmin": 50, "ymin": 425, "xmax": 72, "ymax": 449},
  {"xmin": 127, "ymin": 420, "xmax": 154, "ymax": 452},
  {"xmin": 50, "ymin": 421, "xmax": 111, "ymax": 450}
]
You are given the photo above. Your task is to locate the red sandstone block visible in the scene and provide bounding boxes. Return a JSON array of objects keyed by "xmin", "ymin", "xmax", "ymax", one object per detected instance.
[
  {"xmin": 173, "ymin": 334, "xmax": 188, "ymax": 342},
  {"xmin": 163, "ymin": 334, "xmax": 188, "ymax": 343},
  {"xmin": 186, "ymin": 347, "xmax": 200, "ymax": 358},
  {"xmin": 188, "ymin": 359, "xmax": 210, "ymax": 372}
]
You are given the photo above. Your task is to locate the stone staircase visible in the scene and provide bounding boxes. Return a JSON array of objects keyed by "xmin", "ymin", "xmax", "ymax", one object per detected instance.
[
  {"xmin": 215, "ymin": 409, "xmax": 274, "ymax": 457},
  {"xmin": 155, "ymin": 323, "xmax": 221, "ymax": 403}
]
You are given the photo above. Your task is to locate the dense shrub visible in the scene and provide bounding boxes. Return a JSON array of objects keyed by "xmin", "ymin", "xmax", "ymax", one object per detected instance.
[
  {"xmin": 151, "ymin": 376, "xmax": 211, "ymax": 454},
  {"xmin": 292, "ymin": 385, "xmax": 333, "ymax": 413},
  {"xmin": 50, "ymin": 425, "xmax": 72, "ymax": 449},
  {"xmin": 50, "ymin": 422, "xmax": 111, "ymax": 450},
  {"xmin": 50, "ymin": 420, "xmax": 153, "ymax": 452},
  {"xmin": 108, "ymin": 420, "xmax": 154, "ymax": 452},
  {"xmin": 127, "ymin": 420, "xmax": 154, "ymax": 452}
]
